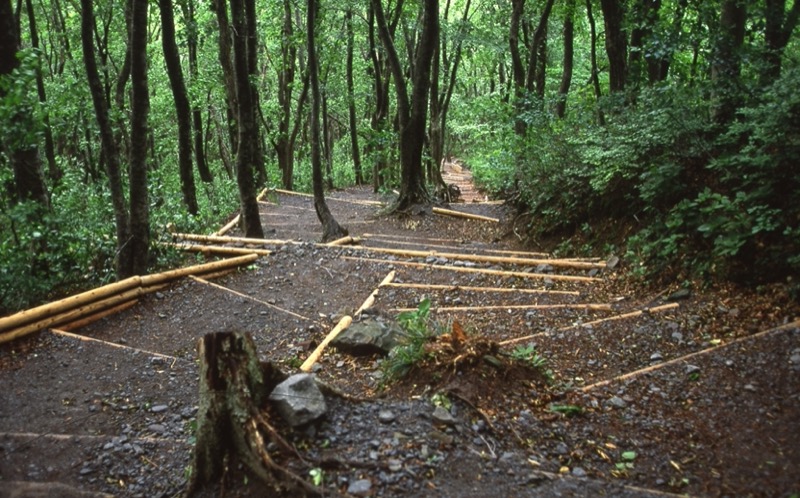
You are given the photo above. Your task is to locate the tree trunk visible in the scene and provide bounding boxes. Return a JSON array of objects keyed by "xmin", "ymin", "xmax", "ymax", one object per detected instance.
[
  {"xmin": 245, "ymin": 0, "xmax": 267, "ymax": 188},
  {"xmin": 159, "ymin": 0, "xmax": 199, "ymax": 216},
  {"xmin": 372, "ymin": 0, "xmax": 438, "ymax": 210},
  {"xmin": 25, "ymin": 0, "xmax": 60, "ymax": 184},
  {"xmin": 211, "ymin": 0, "xmax": 239, "ymax": 156},
  {"xmin": 760, "ymin": 0, "xmax": 800, "ymax": 86},
  {"xmin": 80, "ymin": 0, "xmax": 132, "ymax": 279},
  {"xmin": 711, "ymin": 0, "xmax": 747, "ymax": 125},
  {"xmin": 129, "ymin": 0, "xmax": 151, "ymax": 276},
  {"xmin": 556, "ymin": 0, "xmax": 575, "ymax": 118},
  {"xmin": 230, "ymin": 0, "xmax": 264, "ymax": 238},
  {"xmin": 586, "ymin": 0, "xmax": 606, "ymax": 125},
  {"xmin": 509, "ymin": 0, "xmax": 526, "ymax": 136},
  {"xmin": 181, "ymin": 0, "xmax": 213, "ymax": 183},
  {"xmin": 599, "ymin": 0, "xmax": 627, "ymax": 93},
  {"xmin": 308, "ymin": 0, "xmax": 347, "ymax": 241},
  {"xmin": 346, "ymin": 9, "xmax": 364, "ymax": 185},
  {"xmin": 322, "ymin": 89, "xmax": 334, "ymax": 190}
]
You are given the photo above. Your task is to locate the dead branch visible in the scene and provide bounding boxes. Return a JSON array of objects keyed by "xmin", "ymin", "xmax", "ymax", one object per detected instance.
[{"xmin": 188, "ymin": 275, "xmax": 312, "ymax": 321}]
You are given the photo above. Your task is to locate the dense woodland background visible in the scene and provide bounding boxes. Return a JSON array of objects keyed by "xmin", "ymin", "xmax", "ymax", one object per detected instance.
[{"xmin": 1, "ymin": 0, "xmax": 798, "ymax": 314}]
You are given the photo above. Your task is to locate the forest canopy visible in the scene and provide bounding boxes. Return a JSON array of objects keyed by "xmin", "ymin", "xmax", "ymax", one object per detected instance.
[{"xmin": 1, "ymin": 0, "xmax": 798, "ymax": 314}]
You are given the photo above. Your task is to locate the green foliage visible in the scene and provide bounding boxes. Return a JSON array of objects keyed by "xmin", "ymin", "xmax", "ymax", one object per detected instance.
[
  {"xmin": 380, "ymin": 299, "xmax": 438, "ymax": 382},
  {"xmin": 509, "ymin": 344, "xmax": 547, "ymax": 370}
]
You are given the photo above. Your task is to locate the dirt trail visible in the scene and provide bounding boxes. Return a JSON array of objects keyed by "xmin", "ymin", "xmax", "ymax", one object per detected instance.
[{"xmin": 1, "ymin": 168, "xmax": 798, "ymax": 497}]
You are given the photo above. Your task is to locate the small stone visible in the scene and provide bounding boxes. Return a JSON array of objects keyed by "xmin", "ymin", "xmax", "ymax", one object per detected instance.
[
  {"xmin": 790, "ymin": 354, "xmax": 800, "ymax": 364},
  {"xmin": 79, "ymin": 467, "xmax": 93, "ymax": 475},
  {"xmin": 378, "ymin": 410, "xmax": 396, "ymax": 424},
  {"xmin": 671, "ymin": 332, "xmax": 684, "ymax": 342},
  {"xmin": 151, "ymin": 404, "xmax": 168, "ymax": 413},
  {"xmin": 685, "ymin": 364, "xmax": 701, "ymax": 375},
  {"xmin": 148, "ymin": 424, "xmax": 166, "ymax": 434},
  {"xmin": 572, "ymin": 467, "xmax": 587, "ymax": 478},
  {"xmin": 347, "ymin": 479, "xmax": 372, "ymax": 496},
  {"xmin": 667, "ymin": 289, "xmax": 691, "ymax": 301},
  {"xmin": 744, "ymin": 383, "xmax": 757, "ymax": 392},
  {"xmin": 431, "ymin": 405, "xmax": 456, "ymax": 425},
  {"xmin": 388, "ymin": 459, "xmax": 403, "ymax": 472},
  {"xmin": 554, "ymin": 442, "xmax": 569, "ymax": 455},
  {"xmin": 650, "ymin": 352, "xmax": 664, "ymax": 362},
  {"xmin": 606, "ymin": 255, "xmax": 620, "ymax": 270},
  {"xmin": 606, "ymin": 396, "xmax": 627, "ymax": 409}
]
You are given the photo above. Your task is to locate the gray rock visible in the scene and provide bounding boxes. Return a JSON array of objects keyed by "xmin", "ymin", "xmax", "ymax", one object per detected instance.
[
  {"xmin": 685, "ymin": 364, "xmax": 701, "ymax": 375},
  {"xmin": 667, "ymin": 288, "xmax": 691, "ymax": 301},
  {"xmin": 572, "ymin": 467, "xmax": 587, "ymax": 478},
  {"xmin": 606, "ymin": 396, "xmax": 627, "ymax": 409},
  {"xmin": 347, "ymin": 479, "xmax": 372, "ymax": 496},
  {"xmin": 332, "ymin": 318, "xmax": 406, "ymax": 355},
  {"xmin": 269, "ymin": 374, "xmax": 327, "ymax": 426},
  {"xmin": 378, "ymin": 410, "xmax": 396, "ymax": 424},
  {"xmin": 650, "ymin": 352, "xmax": 664, "ymax": 362},
  {"xmin": 606, "ymin": 255, "xmax": 620, "ymax": 270},
  {"xmin": 151, "ymin": 404, "xmax": 168, "ymax": 413},
  {"xmin": 431, "ymin": 405, "xmax": 456, "ymax": 425}
]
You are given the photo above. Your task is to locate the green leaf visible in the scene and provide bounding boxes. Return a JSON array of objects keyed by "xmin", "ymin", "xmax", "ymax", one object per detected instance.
[{"xmin": 621, "ymin": 451, "xmax": 637, "ymax": 461}]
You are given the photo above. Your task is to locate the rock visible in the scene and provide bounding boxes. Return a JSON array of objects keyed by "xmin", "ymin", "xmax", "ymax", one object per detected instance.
[
  {"xmin": 331, "ymin": 318, "xmax": 405, "ymax": 355},
  {"xmin": 431, "ymin": 405, "xmax": 456, "ymax": 425},
  {"xmin": 685, "ymin": 364, "xmax": 701, "ymax": 375},
  {"xmin": 667, "ymin": 288, "xmax": 691, "ymax": 301},
  {"xmin": 650, "ymin": 352, "xmax": 664, "ymax": 362},
  {"xmin": 572, "ymin": 467, "xmax": 587, "ymax": 478},
  {"xmin": 535, "ymin": 264, "xmax": 554, "ymax": 273},
  {"xmin": 151, "ymin": 404, "xmax": 168, "ymax": 413},
  {"xmin": 347, "ymin": 478, "xmax": 372, "ymax": 496},
  {"xmin": 269, "ymin": 373, "xmax": 327, "ymax": 426},
  {"xmin": 378, "ymin": 410, "xmax": 396, "ymax": 424},
  {"xmin": 606, "ymin": 255, "xmax": 620, "ymax": 270},
  {"xmin": 606, "ymin": 396, "xmax": 627, "ymax": 409}
]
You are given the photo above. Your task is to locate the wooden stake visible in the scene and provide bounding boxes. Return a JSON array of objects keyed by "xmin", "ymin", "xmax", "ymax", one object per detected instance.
[
  {"xmin": 432, "ymin": 206, "xmax": 499, "ymax": 223},
  {"xmin": 579, "ymin": 319, "xmax": 800, "ymax": 393},
  {"xmin": 50, "ymin": 328, "xmax": 177, "ymax": 360},
  {"xmin": 189, "ymin": 275, "xmax": 311, "ymax": 321},
  {"xmin": 391, "ymin": 303, "xmax": 613, "ymax": 313},
  {"xmin": 340, "ymin": 256, "xmax": 600, "ymax": 283},
  {"xmin": 59, "ymin": 300, "xmax": 139, "ymax": 331},
  {"xmin": 163, "ymin": 242, "xmax": 272, "ymax": 256},
  {"xmin": 344, "ymin": 245, "xmax": 605, "ymax": 270},
  {"xmin": 300, "ymin": 316, "xmax": 353, "ymax": 372},
  {"xmin": 383, "ymin": 282, "xmax": 581, "ymax": 296},
  {"xmin": 327, "ymin": 235, "xmax": 362, "ymax": 247},
  {"xmin": 216, "ymin": 215, "xmax": 240, "ymax": 236},
  {"xmin": 354, "ymin": 271, "xmax": 396, "ymax": 318},
  {"xmin": 173, "ymin": 232, "xmax": 301, "ymax": 247},
  {"xmin": 498, "ymin": 303, "xmax": 680, "ymax": 346}
]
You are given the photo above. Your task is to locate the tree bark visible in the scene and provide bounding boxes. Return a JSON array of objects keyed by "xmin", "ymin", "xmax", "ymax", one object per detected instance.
[
  {"xmin": 159, "ymin": 0, "xmax": 199, "ymax": 215},
  {"xmin": 760, "ymin": 0, "xmax": 800, "ymax": 86},
  {"xmin": 586, "ymin": 0, "xmax": 606, "ymax": 125},
  {"xmin": 599, "ymin": 0, "xmax": 627, "ymax": 93},
  {"xmin": 129, "ymin": 0, "xmax": 151, "ymax": 276},
  {"xmin": 181, "ymin": 0, "xmax": 213, "ymax": 183},
  {"xmin": 211, "ymin": 0, "xmax": 239, "ymax": 156},
  {"xmin": 372, "ymin": 0, "xmax": 438, "ymax": 210},
  {"xmin": 80, "ymin": 0, "xmax": 132, "ymax": 279},
  {"xmin": 230, "ymin": 0, "xmax": 264, "ymax": 238},
  {"xmin": 556, "ymin": 0, "xmax": 575, "ymax": 118},
  {"xmin": 711, "ymin": 0, "xmax": 747, "ymax": 125},
  {"xmin": 346, "ymin": 9, "xmax": 364, "ymax": 185},
  {"xmin": 308, "ymin": 0, "xmax": 347, "ymax": 241}
]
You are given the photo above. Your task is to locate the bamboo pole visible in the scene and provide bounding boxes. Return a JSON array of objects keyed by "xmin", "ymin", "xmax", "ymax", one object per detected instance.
[
  {"xmin": 172, "ymin": 232, "xmax": 301, "ymax": 246},
  {"xmin": 498, "ymin": 303, "xmax": 680, "ymax": 346},
  {"xmin": 363, "ymin": 236, "xmax": 552, "ymax": 258},
  {"xmin": 299, "ymin": 315, "xmax": 353, "ymax": 372},
  {"xmin": 139, "ymin": 253, "xmax": 259, "ymax": 287},
  {"xmin": 59, "ymin": 300, "xmax": 140, "ymax": 331},
  {"xmin": 383, "ymin": 282, "xmax": 581, "ymax": 296},
  {"xmin": 50, "ymin": 328, "xmax": 177, "ymax": 360},
  {"xmin": 344, "ymin": 245, "xmax": 605, "ymax": 270},
  {"xmin": 432, "ymin": 207, "xmax": 499, "ymax": 223},
  {"xmin": 327, "ymin": 235, "xmax": 362, "ymax": 247},
  {"xmin": 579, "ymin": 319, "xmax": 800, "ymax": 393},
  {"xmin": 189, "ymin": 275, "xmax": 312, "ymax": 321},
  {"xmin": 256, "ymin": 187, "xmax": 269, "ymax": 201},
  {"xmin": 363, "ymin": 232, "xmax": 475, "ymax": 244},
  {"xmin": 391, "ymin": 303, "xmax": 613, "ymax": 313},
  {"xmin": 340, "ymin": 256, "xmax": 601, "ymax": 283},
  {"xmin": 0, "ymin": 288, "xmax": 144, "ymax": 344},
  {"xmin": 0, "ymin": 276, "xmax": 143, "ymax": 333},
  {"xmin": 300, "ymin": 271, "xmax": 395, "ymax": 372},
  {"xmin": 216, "ymin": 215, "xmax": 240, "ymax": 236},
  {"xmin": 162, "ymin": 242, "xmax": 272, "ymax": 257},
  {"xmin": 271, "ymin": 188, "xmax": 384, "ymax": 206}
]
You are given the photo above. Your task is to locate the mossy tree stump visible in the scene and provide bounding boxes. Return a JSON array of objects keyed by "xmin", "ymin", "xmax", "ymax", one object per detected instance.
[{"xmin": 186, "ymin": 331, "xmax": 320, "ymax": 496}]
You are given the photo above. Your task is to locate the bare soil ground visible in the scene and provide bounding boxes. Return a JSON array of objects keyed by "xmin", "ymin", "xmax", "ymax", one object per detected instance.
[{"xmin": 1, "ymin": 165, "xmax": 799, "ymax": 497}]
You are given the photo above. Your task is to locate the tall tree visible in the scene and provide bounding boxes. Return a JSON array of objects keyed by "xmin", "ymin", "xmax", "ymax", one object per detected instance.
[
  {"xmin": 345, "ymin": 9, "xmax": 364, "ymax": 185},
  {"xmin": 0, "ymin": 0, "xmax": 50, "ymax": 208},
  {"xmin": 761, "ymin": 0, "xmax": 800, "ymax": 86},
  {"xmin": 80, "ymin": 0, "xmax": 131, "ymax": 278},
  {"xmin": 372, "ymin": 0, "xmax": 439, "ymax": 210},
  {"xmin": 159, "ymin": 0, "xmax": 199, "ymax": 215},
  {"xmin": 128, "ymin": 0, "xmax": 151, "ymax": 275},
  {"xmin": 556, "ymin": 0, "xmax": 575, "ymax": 118},
  {"xmin": 308, "ymin": 0, "xmax": 347, "ymax": 241},
  {"xmin": 230, "ymin": 0, "xmax": 264, "ymax": 237},
  {"xmin": 599, "ymin": 0, "xmax": 627, "ymax": 93},
  {"xmin": 711, "ymin": 0, "xmax": 747, "ymax": 125},
  {"xmin": 211, "ymin": 0, "xmax": 239, "ymax": 156},
  {"xmin": 586, "ymin": 0, "xmax": 605, "ymax": 124}
]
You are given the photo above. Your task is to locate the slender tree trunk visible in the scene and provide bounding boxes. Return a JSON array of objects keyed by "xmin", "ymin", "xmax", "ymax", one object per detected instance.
[
  {"xmin": 230, "ymin": 0, "xmax": 263, "ymax": 238},
  {"xmin": 760, "ymin": 0, "xmax": 800, "ymax": 86},
  {"xmin": 322, "ymin": 89, "xmax": 334, "ymax": 189},
  {"xmin": 159, "ymin": 0, "xmax": 198, "ymax": 215},
  {"xmin": 182, "ymin": 0, "xmax": 212, "ymax": 183},
  {"xmin": 25, "ymin": 0, "xmax": 60, "ymax": 184},
  {"xmin": 586, "ymin": 0, "xmax": 605, "ymax": 125},
  {"xmin": 346, "ymin": 9, "xmax": 364, "ymax": 185},
  {"xmin": 1, "ymin": 0, "xmax": 49, "ymax": 209},
  {"xmin": 113, "ymin": 0, "xmax": 132, "ymax": 159},
  {"xmin": 211, "ymin": 0, "xmax": 239, "ymax": 157},
  {"xmin": 599, "ymin": 0, "xmax": 627, "ymax": 93},
  {"xmin": 245, "ymin": 0, "xmax": 267, "ymax": 188},
  {"xmin": 308, "ymin": 0, "xmax": 347, "ymax": 241},
  {"xmin": 711, "ymin": 0, "xmax": 747, "ymax": 125},
  {"xmin": 509, "ymin": 0, "xmax": 526, "ymax": 136},
  {"xmin": 556, "ymin": 0, "xmax": 575, "ymax": 118},
  {"xmin": 80, "ymin": 0, "xmax": 131, "ymax": 279},
  {"xmin": 129, "ymin": 0, "xmax": 151, "ymax": 276}
]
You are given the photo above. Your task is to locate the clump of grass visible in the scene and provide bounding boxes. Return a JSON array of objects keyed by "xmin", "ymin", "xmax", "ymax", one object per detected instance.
[{"xmin": 380, "ymin": 299, "xmax": 439, "ymax": 382}]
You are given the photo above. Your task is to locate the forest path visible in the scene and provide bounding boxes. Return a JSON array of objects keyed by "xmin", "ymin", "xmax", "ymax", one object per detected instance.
[{"xmin": 0, "ymin": 169, "xmax": 798, "ymax": 497}]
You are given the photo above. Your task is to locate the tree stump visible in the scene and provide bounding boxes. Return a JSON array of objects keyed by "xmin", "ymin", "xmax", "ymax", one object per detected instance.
[{"xmin": 186, "ymin": 331, "xmax": 320, "ymax": 496}]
